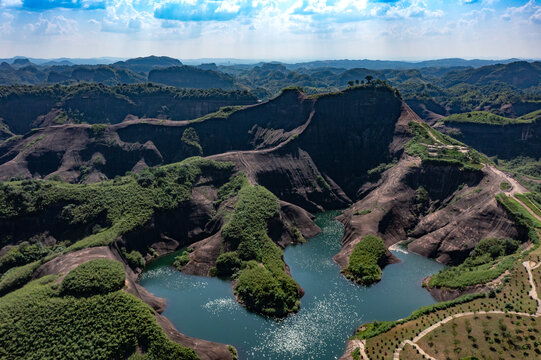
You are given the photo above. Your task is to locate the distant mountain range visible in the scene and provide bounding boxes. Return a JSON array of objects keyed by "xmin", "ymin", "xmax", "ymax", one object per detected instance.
[
  {"xmin": 0, "ymin": 56, "xmax": 540, "ymax": 119},
  {"xmin": 0, "ymin": 56, "xmax": 535, "ymax": 69}
]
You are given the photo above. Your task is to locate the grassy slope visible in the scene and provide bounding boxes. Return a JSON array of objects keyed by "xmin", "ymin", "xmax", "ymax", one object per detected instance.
[
  {"xmin": 442, "ymin": 109, "xmax": 541, "ymax": 125},
  {"xmin": 428, "ymin": 238, "xmax": 520, "ymax": 289},
  {"xmin": 405, "ymin": 121, "xmax": 485, "ymax": 170}
]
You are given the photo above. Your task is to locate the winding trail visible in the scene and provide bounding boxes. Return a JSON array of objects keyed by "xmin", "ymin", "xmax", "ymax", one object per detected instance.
[
  {"xmin": 423, "ymin": 120, "xmax": 541, "ymax": 223},
  {"xmin": 346, "ymin": 123, "xmax": 541, "ymax": 360},
  {"xmin": 391, "ymin": 260, "xmax": 541, "ymax": 359}
]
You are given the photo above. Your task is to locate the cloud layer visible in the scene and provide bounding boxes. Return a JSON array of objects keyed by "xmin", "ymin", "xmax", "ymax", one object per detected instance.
[{"xmin": 0, "ymin": 0, "xmax": 540, "ymax": 60}]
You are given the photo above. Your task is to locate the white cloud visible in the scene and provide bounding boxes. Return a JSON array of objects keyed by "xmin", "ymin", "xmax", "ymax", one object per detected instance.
[
  {"xmin": 26, "ymin": 15, "xmax": 78, "ymax": 35},
  {"xmin": 0, "ymin": 11, "xmax": 15, "ymax": 33},
  {"xmin": 532, "ymin": 8, "xmax": 541, "ymax": 23},
  {"xmin": 502, "ymin": 0, "xmax": 541, "ymax": 23},
  {"xmin": 101, "ymin": 0, "xmax": 156, "ymax": 33},
  {"xmin": 0, "ymin": 0, "xmax": 21, "ymax": 7}
]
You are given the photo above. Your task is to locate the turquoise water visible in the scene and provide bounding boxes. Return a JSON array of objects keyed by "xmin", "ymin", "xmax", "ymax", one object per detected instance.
[{"xmin": 139, "ymin": 211, "xmax": 444, "ymax": 360}]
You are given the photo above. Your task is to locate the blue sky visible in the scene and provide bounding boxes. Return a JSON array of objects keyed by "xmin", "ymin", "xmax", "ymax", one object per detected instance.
[{"xmin": 0, "ymin": 0, "xmax": 540, "ymax": 60}]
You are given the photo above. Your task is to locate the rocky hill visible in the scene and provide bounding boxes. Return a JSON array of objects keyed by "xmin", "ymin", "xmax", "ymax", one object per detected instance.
[
  {"xmin": 0, "ymin": 85, "xmax": 523, "ymax": 265},
  {"xmin": 440, "ymin": 61, "xmax": 541, "ymax": 89},
  {"xmin": 0, "ymin": 84, "xmax": 257, "ymax": 135},
  {"xmin": 0, "ymin": 84, "xmax": 532, "ymax": 360},
  {"xmin": 148, "ymin": 66, "xmax": 236, "ymax": 89}
]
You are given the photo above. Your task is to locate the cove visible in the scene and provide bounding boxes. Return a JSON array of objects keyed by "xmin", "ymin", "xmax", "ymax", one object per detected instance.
[{"xmin": 139, "ymin": 211, "xmax": 444, "ymax": 360}]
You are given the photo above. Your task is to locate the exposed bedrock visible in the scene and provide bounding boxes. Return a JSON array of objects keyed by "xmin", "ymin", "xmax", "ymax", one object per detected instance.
[
  {"xmin": 336, "ymin": 156, "xmax": 523, "ymax": 268},
  {"xmin": 437, "ymin": 121, "xmax": 541, "ymax": 159},
  {"xmin": 0, "ymin": 87, "xmax": 405, "ymax": 210},
  {"xmin": 181, "ymin": 199, "xmax": 321, "ymax": 277}
]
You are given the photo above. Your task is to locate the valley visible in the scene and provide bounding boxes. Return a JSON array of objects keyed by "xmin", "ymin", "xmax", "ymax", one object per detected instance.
[{"xmin": 0, "ymin": 56, "xmax": 539, "ymax": 360}]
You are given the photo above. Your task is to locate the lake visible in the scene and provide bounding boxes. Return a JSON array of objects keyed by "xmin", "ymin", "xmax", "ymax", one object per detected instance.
[{"xmin": 139, "ymin": 211, "xmax": 444, "ymax": 360}]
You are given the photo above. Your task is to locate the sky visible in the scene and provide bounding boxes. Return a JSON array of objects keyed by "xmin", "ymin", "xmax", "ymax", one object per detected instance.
[{"xmin": 0, "ymin": 0, "xmax": 540, "ymax": 61}]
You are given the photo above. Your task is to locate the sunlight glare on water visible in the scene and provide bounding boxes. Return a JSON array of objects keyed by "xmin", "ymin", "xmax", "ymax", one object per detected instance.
[{"xmin": 139, "ymin": 211, "xmax": 444, "ymax": 360}]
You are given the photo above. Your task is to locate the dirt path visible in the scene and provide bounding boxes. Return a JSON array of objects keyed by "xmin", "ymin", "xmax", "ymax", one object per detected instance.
[
  {"xmin": 403, "ymin": 340, "xmax": 437, "ymax": 360},
  {"xmin": 417, "ymin": 121, "xmax": 540, "ymax": 222},
  {"xmin": 524, "ymin": 260, "xmax": 541, "ymax": 315},
  {"xmin": 391, "ymin": 260, "xmax": 541, "ymax": 359},
  {"xmin": 487, "ymin": 165, "xmax": 541, "ymax": 223}
]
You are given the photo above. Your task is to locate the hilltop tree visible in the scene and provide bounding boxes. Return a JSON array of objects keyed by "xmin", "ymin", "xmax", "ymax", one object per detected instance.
[{"xmin": 365, "ymin": 75, "xmax": 373, "ymax": 84}]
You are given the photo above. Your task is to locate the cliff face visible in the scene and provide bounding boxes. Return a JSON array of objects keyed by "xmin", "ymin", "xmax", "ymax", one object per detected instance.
[
  {"xmin": 437, "ymin": 121, "xmax": 540, "ymax": 159},
  {"xmin": 0, "ymin": 85, "xmax": 524, "ymax": 268},
  {"xmin": 336, "ymin": 140, "xmax": 523, "ymax": 268},
  {"xmin": 0, "ymin": 94, "xmax": 59, "ymax": 134},
  {"xmin": 297, "ymin": 89, "xmax": 401, "ymax": 197},
  {"xmin": 0, "ymin": 87, "xmax": 403, "ymax": 212},
  {"xmin": 0, "ymin": 85, "xmax": 257, "ymax": 136}
]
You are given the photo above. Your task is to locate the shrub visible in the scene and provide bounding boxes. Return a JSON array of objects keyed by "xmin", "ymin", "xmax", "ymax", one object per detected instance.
[
  {"xmin": 61, "ymin": 259, "xmax": 125, "ymax": 297},
  {"xmin": 215, "ymin": 252, "xmax": 242, "ymax": 276},
  {"xmin": 0, "ymin": 242, "xmax": 50, "ymax": 273},
  {"xmin": 122, "ymin": 249, "xmax": 145, "ymax": 269},
  {"xmin": 216, "ymin": 172, "xmax": 248, "ymax": 204},
  {"xmin": 89, "ymin": 123, "xmax": 107, "ymax": 138},
  {"xmin": 181, "ymin": 127, "xmax": 203, "ymax": 156},
  {"xmin": 0, "ymin": 260, "xmax": 42, "ymax": 296},
  {"xmin": 173, "ymin": 251, "xmax": 190, "ymax": 270},
  {"xmin": 346, "ymin": 235, "xmax": 387, "ymax": 285},
  {"xmin": 429, "ymin": 238, "xmax": 520, "ymax": 289}
]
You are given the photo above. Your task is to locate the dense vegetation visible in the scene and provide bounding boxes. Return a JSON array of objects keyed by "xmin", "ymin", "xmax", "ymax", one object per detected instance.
[
  {"xmin": 218, "ymin": 184, "xmax": 301, "ymax": 317},
  {"xmin": 181, "ymin": 127, "xmax": 203, "ymax": 156},
  {"xmin": 0, "ymin": 158, "xmax": 234, "ymax": 294},
  {"xmin": 0, "ymin": 260, "xmax": 42, "ymax": 296},
  {"xmin": 442, "ymin": 110, "xmax": 539, "ymax": 125},
  {"xmin": 0, "ymin": 157, "xmax": 233, "ymax": 251},
  {"xmin": 428, "ymin": 238, "xmax": 520, "ymax": 289},
  {"xmin": 61, "ymin": 259, "xmax": 126, "ymax": 296},
  {"xmin": 345, "ymin": 235, "xmax": 387, "ymax": 285},
  {"xmin": 0, "ymin": 275, "xmax": 199, "ymax": 360},
  {"xmin": 173, "ymin": 251, "xmax": 191, "ymax": 270},
  {"xmin": 0, "ymin": 241, "xmax": 53, "ymax": 274}
]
